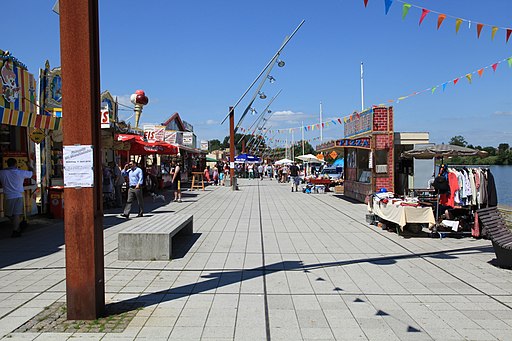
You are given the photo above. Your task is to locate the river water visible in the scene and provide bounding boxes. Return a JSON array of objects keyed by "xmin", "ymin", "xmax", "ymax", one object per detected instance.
[{"xmin": 490, "ymin": 165, "xmax": 512, "ymax": 208}]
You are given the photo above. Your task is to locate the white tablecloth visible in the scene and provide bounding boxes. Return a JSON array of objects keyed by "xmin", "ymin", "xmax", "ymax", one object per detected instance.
[{"xmin": 368, "ymin": 198, "xmax": 435, "ymax": 230}]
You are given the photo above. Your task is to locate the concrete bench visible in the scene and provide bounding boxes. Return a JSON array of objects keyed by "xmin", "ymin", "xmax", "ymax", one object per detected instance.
[{"xmin": 118, "ymin": 214, "xmax": 193, "ymax": 260}]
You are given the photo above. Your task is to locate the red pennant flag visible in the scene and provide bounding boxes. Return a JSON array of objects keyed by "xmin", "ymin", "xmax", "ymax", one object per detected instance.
[
  {"xmin": 437, "ymin": 14, "xmax": 446, "ymax": 30},
  {"xmin": 477, "ymin": 68, "xmax": 484, "ymax": 77},
  {"xmin": 492, "ymin": 63, "xmax": 498, "ymax": 72},
  {"xmin": 453, "ymin": 78, "xmax": 459, "ymax": 85},
  {"xmin": 419, "ymin": 9, "xmax": 430, "ymax": 26},
  {"xmin": 476, "ymin": 23, "xmax": 484, "ymax": 38},
  {"xmin": 337, "ymin": 118, "xmax": 342, "ymax": 124},
  {"xmin": 507, "ymin": 29, "xmax": 512, "ymax": 43},
  {"xmin": 364, "ymin": 0, "xmax": 368, "ymax": 7}
]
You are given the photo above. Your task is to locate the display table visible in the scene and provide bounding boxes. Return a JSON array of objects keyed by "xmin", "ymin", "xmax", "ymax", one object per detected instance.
[{"xmin": 369, "ymin": 197, "xmax": 435, "ymax": 231}]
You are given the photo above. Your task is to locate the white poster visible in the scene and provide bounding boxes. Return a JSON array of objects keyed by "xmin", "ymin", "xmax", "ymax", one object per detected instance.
[
  {"xmin": 63, "ymin": 145, "xmax": 94, "ymax": 187},
  {"xmin": 182, "ymin": 132, "xmax": 193, "ymax": 146}
]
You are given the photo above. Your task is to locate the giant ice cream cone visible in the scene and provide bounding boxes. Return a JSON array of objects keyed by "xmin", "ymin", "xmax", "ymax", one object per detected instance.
[
  {"xmin": 134, "ymin": 104, "xmax": 143, "ymax": 128},
  {"xmin": 130, "ymin": 90, "xmax": 149, "ymax": 129}
]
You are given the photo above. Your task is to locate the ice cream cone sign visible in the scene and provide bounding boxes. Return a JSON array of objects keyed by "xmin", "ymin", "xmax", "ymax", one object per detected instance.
[{"xmin": 130, "ymin": 90, "xmax": 149, "ymax": 128}]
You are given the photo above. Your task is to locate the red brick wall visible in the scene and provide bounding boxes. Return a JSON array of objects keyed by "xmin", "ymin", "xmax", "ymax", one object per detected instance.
[{"xmin": 372, "ymin": 106, "xmax": 394, "ymax": 193}]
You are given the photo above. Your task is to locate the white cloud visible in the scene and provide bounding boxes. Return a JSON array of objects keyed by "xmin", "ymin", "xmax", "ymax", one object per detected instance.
[
  {"xmin": 267, "ymin": 110, "xmax": 316, "ymax": 124},
  {"xmin": 494, "ymin": 111, "xmax": 512, "ymax": 116},
  {"xmin": 206, "ymin": 119, "xmax": 219, "ymax": 125}
]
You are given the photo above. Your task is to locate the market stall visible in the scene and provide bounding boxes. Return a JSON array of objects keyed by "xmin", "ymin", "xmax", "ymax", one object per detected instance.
[
  {"xmin": 0, "ymin": 51, "xmax": 55, "ymax": 217},
  {"xmin": 368, "ymin": 192, "xmax": 435, "ymax": 234}
]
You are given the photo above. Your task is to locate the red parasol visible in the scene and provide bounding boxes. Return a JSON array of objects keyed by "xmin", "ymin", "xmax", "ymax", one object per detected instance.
[{"xmin": 115, "ymin": 134, "xmax": 178, "ymax": 155}]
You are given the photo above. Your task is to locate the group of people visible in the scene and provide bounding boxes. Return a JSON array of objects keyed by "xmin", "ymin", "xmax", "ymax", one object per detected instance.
[
  {"xmin": 119, "ymin": 160, "xmax": 183, "ymax": 219},
  {"xmin": 203, "ymin": 162, "xmax": 229, "ymax": 186}
]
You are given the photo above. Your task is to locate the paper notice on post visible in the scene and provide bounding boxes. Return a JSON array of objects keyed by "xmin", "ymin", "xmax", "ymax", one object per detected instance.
[{"xmin": 63, "ymin": 145, "xmax": 94, "ymax": 187}]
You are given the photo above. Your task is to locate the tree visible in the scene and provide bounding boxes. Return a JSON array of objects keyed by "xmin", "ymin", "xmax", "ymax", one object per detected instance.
[
  {"xmin": 449, "ymin": 135, "xmax": 467, "ymax": 147},
  {"xmin": 208, "ymin": 139, "xmax": 222, "ymax": 152}
]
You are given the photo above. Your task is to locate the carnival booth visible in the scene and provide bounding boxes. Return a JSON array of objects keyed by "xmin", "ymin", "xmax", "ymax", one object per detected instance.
[
  {"xmin": 316, "ymin": 107, "xmax": 405, "ymax": 203},
  {"xmin": 0, "ymin": 52, "xmax": 61, "ymax": 217}
]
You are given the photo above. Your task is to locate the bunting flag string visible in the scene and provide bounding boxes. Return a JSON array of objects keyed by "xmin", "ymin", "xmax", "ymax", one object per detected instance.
[
  {"xmin": 374, "ymin": 56, "xmax": 512, "ymax": 107},
  {"xmin": 240, "ymin": 55, "xmax": 512, "ymax": 137},
  {"xmin": 364, "ymin": 0, "xmax": 512, "ymax": 43}
]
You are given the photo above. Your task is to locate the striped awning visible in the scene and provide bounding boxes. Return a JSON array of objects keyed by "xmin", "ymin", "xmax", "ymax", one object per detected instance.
[{"xmin": 0, "ymin": 107, "xmax": 61, "ymax": 130}]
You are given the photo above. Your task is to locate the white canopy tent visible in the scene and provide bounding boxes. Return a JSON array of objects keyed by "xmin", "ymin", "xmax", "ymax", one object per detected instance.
[{"xmin": 275, "ymin": 158, "xmax": 294, "ymax": 165}]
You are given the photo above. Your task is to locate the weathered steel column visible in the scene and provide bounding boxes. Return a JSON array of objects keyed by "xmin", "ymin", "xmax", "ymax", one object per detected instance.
[
  {"xmin": 59, "ymin": 0, "xmax": 105, "ymax": 319},
  {"xmin": 229, "ymin": 107, "xmax": 235, "ymax": 190}
]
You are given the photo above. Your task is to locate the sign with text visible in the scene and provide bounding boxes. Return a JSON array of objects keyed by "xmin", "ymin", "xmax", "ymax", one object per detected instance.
[
  {"xmin": 344, "ymin": 109, "xmax": 373, "ymax": 138},
  {"xmin": 100, "ymin": 109, "xmax": 110, "ymax": 128},
  {"xmin": 182, "ymin": 132, "xmax": 193, "ymax": 146},
  {"xmin": 63, "ymin": 145, "xmax": 94, "ymax": 187},
  {"xmin": 29, "ymin": 128, "xmax": 46, "ymax": 143}
]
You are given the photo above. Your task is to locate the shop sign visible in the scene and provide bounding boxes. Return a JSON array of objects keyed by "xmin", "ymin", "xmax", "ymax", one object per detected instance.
[
  {"xmin": 29, "ymin": 128, "xmax": 46, "ymax": 144},
  {"xmin": 200, "ymin": 140, "xmax": 209, "ymax": 151},
  {"xmin": 100, "ymin": 109, "xmax": 110, "ymax": 128},
  {"xmin": 344, "ymin": 109, "xmax": 373, "ymax": 138},
  {"xmin": 182, "ymin": 132, "xmax": 193, "ymax": 146},
  {"xmin": 154, "ymin": 125, "xmax": 165, "ymax": 142},
  {"xmin": 164, "ymin": 130, "xmax": 177, "ymax": 144},
  {"xmin": 143, "ymin": 124, "xmax": 156, "ymax": 142},
  {"xmin": 336, "ymin": 138, "xmax": 370, "ymax": 148},
  {"xmin": 2, "ymin": 152, "xmax": 29, "ymax": 170}
]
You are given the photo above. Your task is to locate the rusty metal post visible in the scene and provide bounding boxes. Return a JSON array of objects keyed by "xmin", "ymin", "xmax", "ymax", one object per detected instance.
[
  {"xmin": 59, "ymin": 0, "xmax": 105, "ymax": 320},
  {"xmin": 229, "ymin": 107, "xmax": 236, "ymax": 190}
]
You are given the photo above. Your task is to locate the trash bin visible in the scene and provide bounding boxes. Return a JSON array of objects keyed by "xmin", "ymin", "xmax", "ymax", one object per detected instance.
[{"xmin": 49, "ymin": 186, "xmax": 64, "ymax": 219}]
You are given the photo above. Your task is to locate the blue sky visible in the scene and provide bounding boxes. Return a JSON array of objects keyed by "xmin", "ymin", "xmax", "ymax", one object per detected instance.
[{"xmin": 3, "ymin": 0, "xmax": 512, "ymax": 147}]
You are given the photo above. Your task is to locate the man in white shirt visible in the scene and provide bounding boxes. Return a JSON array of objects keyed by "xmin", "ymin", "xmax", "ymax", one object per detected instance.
[{"xmin": 0, "ymin": 158, "xmax": 33, "ymax": 237}]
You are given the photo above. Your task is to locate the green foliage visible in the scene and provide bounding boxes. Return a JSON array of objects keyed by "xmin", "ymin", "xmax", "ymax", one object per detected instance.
[
  {"xmin": 208, "ymin": 139, "xmax": 222, "ymax": 152},
  {"xmin": 445, "ymin": 136, "xmax": 510, "ymax": 165},
  {"xmin": 449, "ymin": 135, "xmax": 467, "ymax": 147}
]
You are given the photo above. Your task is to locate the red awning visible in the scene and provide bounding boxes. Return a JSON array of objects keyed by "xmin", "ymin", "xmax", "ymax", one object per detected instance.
[{"xmin": 115, "ymin": 134, "xmax": 178, "ymax": 155}]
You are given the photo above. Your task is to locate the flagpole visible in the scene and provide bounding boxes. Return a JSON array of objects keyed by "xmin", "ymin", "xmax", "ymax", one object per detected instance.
[
  {"xmin": 319, "ymin": 101, "xmax": 323, "ymax": 142},
  {"xmin": 291, "ymin": 129, "xmax": 294, "ymax": 161},
  {"xmin": 360, "ymin": 62, "xmax": 364, "ymax": 112},
  {"xmin": 301, "ymin": 120, "xmax": 305, "ymax": 155}
]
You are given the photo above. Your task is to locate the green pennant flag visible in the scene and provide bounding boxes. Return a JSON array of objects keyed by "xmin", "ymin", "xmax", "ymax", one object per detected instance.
[
  {"xmin": 508, "ymin": 57, "xmax": 512, "ymax": 67},
  {"xmin": 431, "ymin": 86, "xmax": 437, "ymax": 94},
  {"xmin": 402, "ymin": 3, "xmax": 411, "ymax": 20}
]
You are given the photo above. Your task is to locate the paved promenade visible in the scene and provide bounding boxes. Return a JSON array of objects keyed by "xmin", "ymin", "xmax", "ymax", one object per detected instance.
[{"xmin": 0, "ymin": 179, "xmax": 511, "ymax": 340}]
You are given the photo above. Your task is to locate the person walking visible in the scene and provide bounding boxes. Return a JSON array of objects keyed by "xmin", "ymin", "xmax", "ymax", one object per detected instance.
[
  {"xmin": 0, "ymin": 158, "xmax": 33, "ymax": 237},
  {"xmin": 289, "ymin": 162, "xmax": 300, "ymax": 192},
  {"xmin": 266, "ymin": 163, "xmax": 273, "ymax": 180},
  {"xmin": 120, "ymin": 161, "xmax": 144, "ymax": 218},
  {"xmin": 258, "ymin": 164, "xmax": 264, "ymax": 180},
  {"xmin": 111, "ymin": 161, "xmax": 124, "ymax": 208},
  {"xmin": 248, "ymin": 163, "xmax": 254, "ymax": 179},
  {"xmin": 171, "ymin": 161, "xmax": 182, "ymax": 202}
]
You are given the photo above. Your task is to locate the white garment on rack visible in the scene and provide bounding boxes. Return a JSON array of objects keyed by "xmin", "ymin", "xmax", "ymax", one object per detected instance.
[{"xmin": 469, "ymin": 169, "xmax": 477, "ymax": 206}]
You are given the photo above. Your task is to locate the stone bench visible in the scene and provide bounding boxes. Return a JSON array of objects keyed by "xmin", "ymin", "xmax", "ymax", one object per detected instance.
[{"xmin": 118, "ymin": 214, "xmax": 193, "ymax": 260}]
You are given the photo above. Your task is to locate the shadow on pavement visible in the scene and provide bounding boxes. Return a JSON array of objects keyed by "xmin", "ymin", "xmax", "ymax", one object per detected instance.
[{"xmin": 112, "ymin": 244, "xmax": 493, "ymax": 311}]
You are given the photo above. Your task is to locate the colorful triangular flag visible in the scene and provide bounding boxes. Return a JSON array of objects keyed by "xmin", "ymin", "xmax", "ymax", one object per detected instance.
[
  {"xmin": 477, "ymin": 68, "xmax": 484, "ymax": 77},
  {"xmin": 508, "ymin": 58, "xmax": 512, "ymax": 68},
  {"xmin": 507, "ymin": 29, "xmax": 512, "ymax": 43},
  {"xmin": 431, "ymin": 86, "xmax": 437, "ymax": 94},
  {"xmin": 466, "ymin": 73, "xmax": 472, "ymax": 84},
  {"xmin": 384, "ymin": 0, "xmax": 393, "ymax": 15},
  {"xmin": 437, "ymin": 14, "xmax": 446, "ymax": 30},
  {"xmin": 453, "ymin": 78, "xmax": 459, "ymax": 85},
  {"xmin": 476, "ymin": 23, "xmax": 484, "ymax": 38},
  {"xmin": 491, "ymin": 26, "xmax": 499, "ymax": 40},
  {"xmin": 364, "ymin": 0, "xmax": 368, "ymax": 7},
  {"xmin": 492, "ymin": 63, "xmax": 499, "ymax": 71},
  {"xmin": 442, "ymin": 82, "xmax": 447, "ymax": 92},
  {"xmin": 402, "ymin": 3, "xmax": 411, "ymax": 20},
  {"xmin": 455, "ymin": 18, "xmax": 463, "ymax": 33},
  {"xmin": 419, "ymin": 8, "xmax": 430, "ymax": 26}
]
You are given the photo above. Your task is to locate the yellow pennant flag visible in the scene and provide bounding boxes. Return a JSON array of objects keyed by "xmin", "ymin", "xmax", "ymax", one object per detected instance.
[
  {"xmin": 455, "ymin": 18, "xmax": 463, "ymax": 33},
  {"xmin": 491, "ymin": 26, "xmax": 499, "ymax": 40},
  {"xmin": 466, "ymin": 73, "xmax": 473, "ymax": 84}
]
